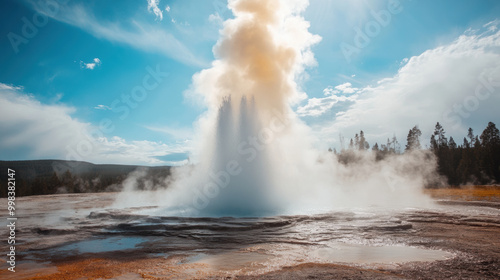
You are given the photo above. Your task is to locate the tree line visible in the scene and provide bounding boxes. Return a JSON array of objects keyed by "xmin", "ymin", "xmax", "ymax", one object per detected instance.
[
  {"xmin": 0, "ymin": 160, "xmax": 171, "ymax": 197},
  {"xmin": 331, "ymin": 121, "xmax": 500, "ymax": 186}
]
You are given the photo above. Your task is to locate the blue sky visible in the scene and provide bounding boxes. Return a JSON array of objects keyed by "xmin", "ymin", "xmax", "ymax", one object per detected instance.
[{"xmin": 1, "ymin": 0, "xmax": 500, "ymax": 165}]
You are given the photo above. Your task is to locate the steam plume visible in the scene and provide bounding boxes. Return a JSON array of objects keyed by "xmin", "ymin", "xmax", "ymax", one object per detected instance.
[{"xmin": 114, "ymin": 0, "xmax": 439, "ymax": 216}]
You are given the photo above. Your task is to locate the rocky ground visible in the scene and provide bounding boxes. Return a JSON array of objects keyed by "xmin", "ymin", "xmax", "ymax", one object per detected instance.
[
  {"xmin": 0, "ymin": 189, "xmax": 499, "ymax": 280},
  {"xmin": 240, "ymin": 203, "xmax": 500, "ymax": 279}
]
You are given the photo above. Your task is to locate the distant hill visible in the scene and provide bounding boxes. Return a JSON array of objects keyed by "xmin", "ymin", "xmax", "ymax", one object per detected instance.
[{"xmin": 0, "ymin": 160, "xmax": 172, "ymax": 197}]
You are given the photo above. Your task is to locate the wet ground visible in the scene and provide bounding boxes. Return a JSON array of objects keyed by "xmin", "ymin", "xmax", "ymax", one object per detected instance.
[{"xmin": 0, "ymin": 192, "xmax": 499, "ymax": 279}]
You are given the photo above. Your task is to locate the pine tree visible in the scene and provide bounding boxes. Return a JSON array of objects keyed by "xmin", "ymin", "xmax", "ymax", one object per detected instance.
[
  {"xmin": 447, "ymin": 137, "xmax": 460, "ymax": 185},
  {"xmin": 479, "ymin": 122, "xmax": 500, "ymax": 181},
  {"xmin": 430, "ymin": 122, "xmax": 452, "ymax": 184},
  {"xmin": 391, "ymin": 135, "xmax": 400, "ymax": 154},
  {"xmin": 430, "ymin": 135, "xmax": 438, "ymax": 151},
  {"xmin": 433, "ymin": 122, "xmax": 448, "ymax": 148},
  {"xmin": 480, "ymin": 122, "xmax": 500, "ymax": 146},
  {"xmin": 405, "ymin": 125, "xmax": 422, "ymax": 151},
  {"xmin": 449, "ymin": 137, "xmax": 457, "ymax": 149},
  {"xmin": 467, "ymin": 128, "xmax": 475, "ymax": 147},
  {"xmin": 359, "ymin": 131, "xmax": 366, "ymax": 151},
  {"xmin": 463, "ymin": 137, "xmax": 470, "ymax": 149},
  {"xmin": 474, "ymin": 136, "xmax": 481, "ymax": 148}
]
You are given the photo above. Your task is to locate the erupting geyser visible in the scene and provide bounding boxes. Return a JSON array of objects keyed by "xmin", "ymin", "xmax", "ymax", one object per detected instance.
[
  {"xmin": 198, "ymin": 96, "xmax": 280, "ymax": 215},
  {"xmin": 115, "ymin": 0, "xmax": 439, "ymax": 216},
  {"xmin": 169, "ymin": 0, "xmax": 325, "ymax": 216}
]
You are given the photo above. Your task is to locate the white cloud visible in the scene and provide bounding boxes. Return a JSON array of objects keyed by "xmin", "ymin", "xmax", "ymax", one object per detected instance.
[
  {"xmin": 0, "ymin": 85, "xmax": 88, "ymax": 158},
  {"xmin": 0, "ymin": 83, "xmax": 22, "ymax": 91},
  {"xmin": 0, "ymin": 84, "xmax": 190, "ymax": 165},
  {"xmin": 34, "ymin": 3, "xmax": 206, "ymax": 67},
  {"xmin": 334, "ymin": 82, "xmax": 358, "ymax": 94},
  {"xmin": 208, "ymin": 13, "xmax": 223, "ymax": 25},
  {"xmin": 81, "ymin": 57, "xmax": 101, "ymax": 70},
  {"xmin": 310, "ymin": 27, "xmax": 500, "ymax": 148},
  {"xmin": 297, "ymin": 83, "xmax": 359, "ymax": 117},
  {"xmin": 297, "ymin": 86, "xmax": 357, "ymax": 117},
  {"xmin": 165, "ymin": 5, "xmax": 170, "ymax": 12},
  {"xmin": 147, "ymin": 0, "xmax": 163, "ymax": 21},
  {"xmin": 322, "ymin": 86, "xmax": 340, "ymax": 96},
  {"xmin": 94, "ymin": 104, "xmax": 111, "ymax": 110}
]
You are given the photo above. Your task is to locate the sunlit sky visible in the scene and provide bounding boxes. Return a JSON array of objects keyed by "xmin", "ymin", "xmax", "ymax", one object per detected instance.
[{"xmin": 1, "ymin": 0, "xmax": 500, "ymax": 165}]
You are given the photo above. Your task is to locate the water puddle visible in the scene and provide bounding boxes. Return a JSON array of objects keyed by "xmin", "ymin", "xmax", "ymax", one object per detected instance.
[
  {"xmin": 183, "ymin": 242, "xmax": 452, "ymax": 275},
  {"xmin": 56, "ymin": 236, "xmax": 147, "ymax": 254},
  {"xmin": 313, "ymin": 242, "xmax": 453, "ymax": 264},
  {"xmin": 186, "ymin": 251, "xmax": 272, "ymax": 272}
]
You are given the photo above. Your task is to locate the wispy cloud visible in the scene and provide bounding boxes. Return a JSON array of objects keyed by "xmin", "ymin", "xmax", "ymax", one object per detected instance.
[
  {"xmin": 51, "ymin": 93, "xmax": 64, "ymax": 103},
  {"xmin": 0, "ymin": 84, "xmax": 190, "ymax": 165},
  {"xmin": 145, "ymin": 125, "xmax": 193, "ymax": 140},
  {"xmin": 0, "ymin": 83, "xmax": 22, "ymax": 91},
  {"xmin": 400, "ymin": 57, "xmax": 409, "ymax": 66},
  {"xmin": 81, "ymin": 57, "xmax": 101, "ymax": 70},
  {"xmin": 337, "ymin": 74, "xmax": 361, "ymax": 85},
  {"xmin": 483, "ymin": 19, "xmax": 500, "ymax": 32},
  {"xmin": 94, "ymin": 104, "xmax": 111, "ymax": 110},
  {"xmin": 32, "ymin": 2, "xmax": 207, "ymax": 67},
  {"xmin": 147, "ymin": 0, "xmax": 163, "ymax": 21}
]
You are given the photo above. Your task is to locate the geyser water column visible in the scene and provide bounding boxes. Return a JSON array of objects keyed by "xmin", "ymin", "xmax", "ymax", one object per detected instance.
[
  {"xmin": 200, "ymin": 96, "xmax": 279, "ymax": 216},
  {"xmin": 173, "ymin": 0, "xmax": 322, "ymax": 216}
]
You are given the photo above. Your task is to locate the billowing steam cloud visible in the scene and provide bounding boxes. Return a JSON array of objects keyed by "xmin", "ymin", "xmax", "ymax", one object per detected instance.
[
  {"xmin": 113, "ymin": 0, "xmax": 439, "ymax": 216},
  {"xmin": 191, "ymin": 0, "xmax": 320, "ymax": 113}
]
